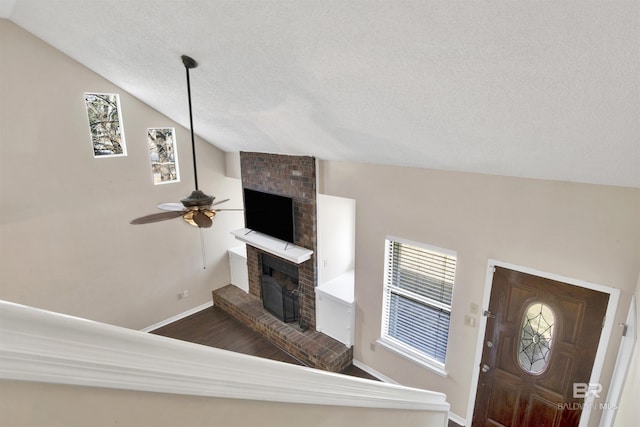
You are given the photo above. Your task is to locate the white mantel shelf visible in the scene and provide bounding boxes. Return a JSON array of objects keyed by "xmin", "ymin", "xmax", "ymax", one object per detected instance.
[{"xmin": 231, "ymin": 228, "xmax": 313, "ymax": 264}]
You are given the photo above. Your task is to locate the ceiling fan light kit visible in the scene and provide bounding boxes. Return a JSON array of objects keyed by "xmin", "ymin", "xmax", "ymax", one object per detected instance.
[{"xmin": 130, "ymin": 55, "xmax": 238, "ymax": 229}]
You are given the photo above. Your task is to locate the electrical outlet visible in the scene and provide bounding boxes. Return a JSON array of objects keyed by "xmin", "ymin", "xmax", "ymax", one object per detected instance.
[
  {"xmin": 177, "ymin": 290, "xmax": 189, "ymax": 300},
  {"xmin": 370, "ymin": 343, "xmax": 376, "ymax": 352}
]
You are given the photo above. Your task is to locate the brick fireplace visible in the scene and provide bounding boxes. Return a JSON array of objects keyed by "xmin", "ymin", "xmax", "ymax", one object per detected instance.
[
  {"xmin": 241, "ymin": 152, "xmax": 318, "ymax": 329},
  {"xmin": 212, "ymin": 152, "xmax": 352, "ymax": 372}
]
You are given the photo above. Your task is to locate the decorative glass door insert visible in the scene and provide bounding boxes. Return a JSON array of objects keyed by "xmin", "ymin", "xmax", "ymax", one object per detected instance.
[{"xmin": 518, "ymin": 302, "xmax": 555, "ymax": 374}]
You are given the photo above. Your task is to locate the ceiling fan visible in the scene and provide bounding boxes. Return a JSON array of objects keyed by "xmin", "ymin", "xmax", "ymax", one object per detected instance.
[{"xmin": 131, "ymin": 55, "xmax": 239, "ymax": 229}]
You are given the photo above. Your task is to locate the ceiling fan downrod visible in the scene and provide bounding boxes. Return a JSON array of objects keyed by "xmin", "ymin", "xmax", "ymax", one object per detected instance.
[
  {"xmin": 182, "ymin": 54, "xmax": 199, "ymax": 191},
  {"xmin": 181, "ymin": 55, "xmax": 214, "ymax": 208}
]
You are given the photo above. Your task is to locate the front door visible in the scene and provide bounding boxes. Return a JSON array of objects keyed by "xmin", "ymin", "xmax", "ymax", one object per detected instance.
[{"xmin": 472, "ymin": 267, "xmax": 609, "ymax": 427}]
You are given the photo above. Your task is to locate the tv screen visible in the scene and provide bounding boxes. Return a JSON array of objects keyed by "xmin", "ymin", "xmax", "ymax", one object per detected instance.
[{"xmin": 243, "ymin": 188, "xmax": 295, "ymax": 243}]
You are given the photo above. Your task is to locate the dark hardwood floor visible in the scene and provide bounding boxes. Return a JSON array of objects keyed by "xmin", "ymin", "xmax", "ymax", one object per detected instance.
[{"xmin": 151, "ymin": 305, "xmax": 377, "ymax": 380}]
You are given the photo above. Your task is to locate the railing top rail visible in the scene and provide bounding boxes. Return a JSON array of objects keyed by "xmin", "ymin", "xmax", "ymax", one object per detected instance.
[{"xmin": 0, "ymin": 300, "xmax": 449, "ymax": 413}]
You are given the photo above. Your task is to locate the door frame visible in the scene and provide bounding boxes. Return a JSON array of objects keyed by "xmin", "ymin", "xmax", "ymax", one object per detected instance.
[
  {"xmin": 599, "ymin": 295, "xmax": 636, "ymax": 427},
  {"xmin": 465, "ymin": 259, "xmax": 621, "ymax": 426}
]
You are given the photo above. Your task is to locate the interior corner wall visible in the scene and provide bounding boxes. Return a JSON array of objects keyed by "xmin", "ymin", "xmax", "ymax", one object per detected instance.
[
  {"xmin": 0, "ymin": 20, "xmax": 244, "ymax": 329},
  {"xmin": 319, "ymin": 160, "xmax": 640, "ymax": 423}
]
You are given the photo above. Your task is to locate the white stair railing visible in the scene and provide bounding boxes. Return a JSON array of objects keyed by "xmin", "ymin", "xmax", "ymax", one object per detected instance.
[{"xmin": 0, "ymin": 300, "xmax": 449, "ymax": 423}]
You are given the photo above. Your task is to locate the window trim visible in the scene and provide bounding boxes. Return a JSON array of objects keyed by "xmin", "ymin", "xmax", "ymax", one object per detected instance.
[{"xmin": 380, "ymin": 235, "xmax": 455, "ymax": 376}]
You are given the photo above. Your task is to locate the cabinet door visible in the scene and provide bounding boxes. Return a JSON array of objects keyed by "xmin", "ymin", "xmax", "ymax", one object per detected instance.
[{"xmin": 316, "ymin": 291, "xmax": 354, "ymax": 347}]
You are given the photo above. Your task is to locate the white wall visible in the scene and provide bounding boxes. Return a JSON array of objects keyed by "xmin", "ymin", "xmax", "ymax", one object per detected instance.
[
  {"xmin": 319, "ymin": 160, "xmax": 640, "ymax": 424},
  {"xmin": 0, "ymin": 20, "xmax": 244, "ymax": 329}
]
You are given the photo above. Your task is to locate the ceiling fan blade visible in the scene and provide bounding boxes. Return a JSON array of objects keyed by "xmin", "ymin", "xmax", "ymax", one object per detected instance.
[
  {"xmin": 157, "ymin": 202, "xmax": 186, "ymax": 211},
  {"xmin": 192, "ymin": 211, "xmax": 213, "ymax": 228},
  {"xmin": 210, "ymin": 198, "xmax": 230, "ymax": 207},
  {"xmin": 130, "ymin": 210, "xmax": 185, "ymax": 225},
  {"xmin": 215, "ymin": 209, "xmax": 244, "ymax": 211}
]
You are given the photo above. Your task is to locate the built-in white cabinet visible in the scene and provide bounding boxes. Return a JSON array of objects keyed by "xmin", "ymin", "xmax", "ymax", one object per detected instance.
[
  {"xmin": 228, "ymin": 245, "xmax": 249, "ymax": 293},
  {"xmin": 315, "ymin": 271, "xmax": 355, "ymax": 347}
]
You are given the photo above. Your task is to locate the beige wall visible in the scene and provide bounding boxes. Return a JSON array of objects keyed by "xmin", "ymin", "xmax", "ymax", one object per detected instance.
[
  {"xmin": 0, "ymin": 20, "xmax": 244, "ymax": 329},
  {"xmin": 319, "ymin": 160, "xmax": 640, "ymax": 422},
  {"xmin": 0, "ymin": 380, "xmax": 446, "ymax": 427}
]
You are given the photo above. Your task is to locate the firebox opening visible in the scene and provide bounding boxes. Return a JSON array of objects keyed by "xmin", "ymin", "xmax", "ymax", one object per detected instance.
[{"xmin": 260, "ymin": 254, "xmax": 300, "ymax": 324}]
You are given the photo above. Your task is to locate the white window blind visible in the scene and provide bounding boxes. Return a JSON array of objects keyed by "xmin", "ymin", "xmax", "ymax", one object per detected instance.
[{"xmin": 381, "ymin": 238, "xmax": 456, "ymax": 366}]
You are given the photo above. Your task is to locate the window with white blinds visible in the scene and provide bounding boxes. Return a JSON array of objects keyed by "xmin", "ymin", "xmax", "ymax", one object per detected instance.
[{"xmin": 381, "ymin": 237, "xmax": 456, "ymax": 368}]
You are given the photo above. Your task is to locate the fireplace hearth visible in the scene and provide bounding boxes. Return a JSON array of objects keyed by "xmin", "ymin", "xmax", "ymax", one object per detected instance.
[{"xmin": 212, "ymin": 285, "xmax": 354, "ymax": 372}]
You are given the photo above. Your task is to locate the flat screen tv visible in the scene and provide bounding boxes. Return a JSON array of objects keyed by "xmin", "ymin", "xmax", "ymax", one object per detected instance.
[{"xmin": 243, "ymin": 188, "xmax": 295, "ymax": 243}]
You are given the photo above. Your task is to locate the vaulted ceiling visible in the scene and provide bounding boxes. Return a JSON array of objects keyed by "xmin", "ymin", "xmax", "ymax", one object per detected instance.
[{"xmin": 2, "ymin": 0, "xmax": 638, "ymax": 188}]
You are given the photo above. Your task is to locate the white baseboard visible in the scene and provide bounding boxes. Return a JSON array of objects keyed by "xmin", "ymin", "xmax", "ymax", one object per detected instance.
[
  {"xmin": 352, "ymin": 359, "xmax": 399, "ymax": 384},
  {"xmin": 447, "ymin": 412, "xmax": 466, "ymax": 426},
  {"xmin": 140, "ymin": 301, "xmax": 213, "ymax": 333}
]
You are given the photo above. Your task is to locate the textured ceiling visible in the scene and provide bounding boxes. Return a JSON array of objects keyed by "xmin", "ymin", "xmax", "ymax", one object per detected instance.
[{"xmin": 2, "ymin": 0, "xmax": 639, "ymax": 187}]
